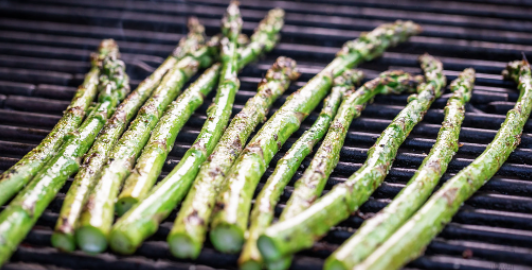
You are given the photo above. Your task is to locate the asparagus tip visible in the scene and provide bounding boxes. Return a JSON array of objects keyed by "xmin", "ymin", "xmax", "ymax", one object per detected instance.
[
  {"xmin": 210, "ymin": 224, "xmax": 245, "ymax": 253},
  {"xmin": 265, "ymin": 256, "xmax": 292, "ymax": 270},
  {"xmin": 115, "ymin": 197, "xmax": 138, "ymax": 217},
  {"xmin": 51, "ymin": 232, "xmax": 76, "ymax": 252},
  {"xmin": 168, "ymin": 233, "xmax": 201, "ymax": 259},
  {"xmin": 108, "ymin": 229, "xmax": 137, "ymax": 255},
  {"xmin": 76, "ymin": 226, "xmax": 108, "ymax": 254},
  {"xmin": 257, "ymin": 235, "xmax": 281, "ymax": 262},
  {"xmin": 323, "ymin": 258, "xmax": 349, "ymax": 270}
]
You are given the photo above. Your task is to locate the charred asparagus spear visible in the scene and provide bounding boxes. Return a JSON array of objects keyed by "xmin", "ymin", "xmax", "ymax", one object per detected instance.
[
  {"xmin": 326, "ymin": 68, "xmax": 475, "ymax": 270},
  {"xmin": 0, "ymin": 39, "xmax": 129, "ymax": 265},
  {"xmin": 75, "ymin": 25, "xmax": 213, "ymax": 254},
  {"xmin": 50, "ymin": 18, "xmax": 206, "ymax": 252},
  {"xmin": 0, "ymin": 43, "xmax": 112, "ymax": 206},
  {"xmin": 167, "ymin": 56, "xmax": 299, "ymax": 260},
  {"xmin": 109, "ymin": 6, "xmax": 284, "ymax": 256},
  {"xmin": 238, "ymin": 69, "xmax": 363, "ymax": 270},
  {"xmin": 354, "ymin": 61, "xmax": 528, "ymax": 270},
  {"xmin": 115, "ymin": 2, "xmax": 243, "ymax": 216},
  {"xmin": 209, "ymin": 20, "xmax": 422, "ymax": 255},
  {"xmin": 240, "ymin": 70, "xmax": 420, "ymax": 270},
  {"xmin": 257, "ymin": 54, "xmax": 446, "ymax": 262}
]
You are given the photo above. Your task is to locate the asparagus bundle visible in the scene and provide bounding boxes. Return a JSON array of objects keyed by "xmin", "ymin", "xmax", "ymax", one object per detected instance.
[
  {"xmin": 243, "ymin": 70, "xmax": 421, "ymax": 270},
  {"xmin": 208, "ymin": 20, "xmax": 421, "ymax": 255},
  {"xmin": 168, "ymin": 56, "xmax": 299, "ymax": 259},
  {"xmin": 354, "ymin": 60, "xmax": 529, "ymax": 270},
  {"xmin": 109, "ymin": 6, "xmax": 284, "ymax": 255},
  {"xmin": 115, "ymin": 2, "xmax": 243, "ymax": 216},
  {"xmin": 0, "ymin": 40, "xmax": 129, "ymax": 265},
  {"xmin": 0, "ymin": 43, "xmax": 111, "ymax": 206},
  {"xmin": 237, "ymin": 69, "xmax": 364, "ymax": 270},
  {"xmin": 257, "ymin": 54, "xmax": 446, "ymax": 262},
  {"xmin": 51, "ymin": 18, "xmax": 207, "ymax": 252},
  {"xmin": 326, "ymin": 68, "xmax": 475, "ymax": 270},
  {"xmin": 76, "ymin": 24, "xmax": 213, "ymax": 254}
]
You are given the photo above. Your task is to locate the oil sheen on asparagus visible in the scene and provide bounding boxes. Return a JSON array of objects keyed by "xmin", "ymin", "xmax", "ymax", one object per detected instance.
[
  {"xmin": 0, "ymin": 39, "xmax": 129, "ymax": 265},
  {"xmin": 209, "ymin": 20, "xmax": 422, "ymax": 256},
  {"xmin": 244, "ymin": 70, "xmax": 422, "ymax": 270},
  {"xmin": 114, "ymin": 2, "xmax": 243, "ymax": 216},
  {"xmin": 0, "ymin": 43, "xmax": 112, "ymax": 206},
  {"xmin": 51, "ymin": 18, "xmax": 206, "ymax": 252},
  {"xmin": 109, "ymin": 5, "xmax": 285, "ymax": 255},
  {"xmin": 326, "ymin": 68, "xmax": 475, "ymax": 270},
  {"xmin": 168, "ymin": 56, "xmax": 299, "ymax": 260},
  {"xmin": 238, "ymin": 69, "xmax": 365, "ymax": 270},
  {"xmin": 257, "ymin": 54, "xmax": 446, "ymax": 262},
  {"xmin": 75, "ymin": 22, "xmax": 212, "ymax": 254},
  {"xmin": 355, "ymin": 60, "xmax": 528, "ymax": 270}
]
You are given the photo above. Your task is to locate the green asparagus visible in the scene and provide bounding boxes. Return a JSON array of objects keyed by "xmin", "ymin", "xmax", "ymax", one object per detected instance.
[
  {"xmin": 115, "ymin": 2, "xmax": 242, "ymax": 216},
  {"xmin": 0, "ymin": 39, "xmax": 129, "ymax": 265},
  {"xmin": 168, "ymin": 56, "xmax": 299, "ymax": 260},
  {"xmin": 0, "ymin": 42, "xmax": 114, "ymax": 206},
  {"xmin": 354, "ymin": 60, "xmax": 528, "ymax": 270},
  {"xmin": 51, "ymin": 18, "xmax": 207, "ymax": 252},
  {"xmin": 241, "ymin": 70, "xmax": 420, "ymax": 270},
  {"xmin": 326, "ymin": 68, "xmax": 475, "ymax": 270},
  {"xmin": 109, "ymin": 6, "xmax": 286, "ymax": 256},
  {"xmin": 209, "ymin": 20, "xmax": 422, "ymax": 256},
  {"xmin": 257, "ymin": 54, "xmax": 446, "ymax": 262},
  {"xmin": 237, "ymin": 69, "xmax": 362, "ymax": 270},
  {"xmin": 76, "ymin": 23, "xmax": 213, "ymax": 254}
]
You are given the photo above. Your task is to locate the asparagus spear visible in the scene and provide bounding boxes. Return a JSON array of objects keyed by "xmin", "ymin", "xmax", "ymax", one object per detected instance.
[
  {"xmin": 0, "ymin": 39, "xmax": 129, "ymax": 265},
  {"xmin": 326, "ymin": 68, "xmax": 475, "ymax": 270},
  {"xmin": 76, "ymin": 26, "xmax": 214, "ymax": 254},
  {"xmin": 209, "ymin": 20, "xmax": 421, "ymax": 255},
  {"xmin": 168, "ymin": 56, "xmax": 299, "ymax": 260},
  {"xmin": 237, "ymin": 69, "xmax": 362, "ymax": 270},
  {"xmin": 355, "ymin": 60, "xmax": 528, "ymax": 270},
  {"xmin": 257, "ymin": 54, "xmax": 446, "ymax": 262},
  {"xmin": 0, "ymin": 42, "xmax": 113, "ymax": 206},
  {"xmin": 50, "ymin": 18, "xmax": 207, "ymax": 253},
  {"xmin": 109, "ymin": 6, "xmax": 285, "ymax": 256},
  {"xmin": 115, "ymin": 2, "xmax": 242, "ymax": 216},
  {"xmin": 239, "ymin": 70, "xmax": 420, "ymax": 270}
]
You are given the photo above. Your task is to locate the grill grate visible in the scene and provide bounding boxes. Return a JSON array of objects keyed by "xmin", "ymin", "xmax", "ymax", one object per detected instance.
[{"xmin": 1, "ymin": 0, "xmax": 532, "ymax": 269}]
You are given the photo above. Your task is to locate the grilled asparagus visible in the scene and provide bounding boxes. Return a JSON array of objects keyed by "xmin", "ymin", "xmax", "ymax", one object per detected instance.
[
  {"xmin": 326, "ymin": 68, "xmax": 475, "ymax": 270},
  {"xmin": 257, "ymin": 54, "xmax": 446, "ymax": 262},
  {"xmin": 354, "ymin": 60, "xmax": 528, "ymax": 270},
  {"xmin": 209, "ymin": 20, "xmax": 422, "ymax": 255}
]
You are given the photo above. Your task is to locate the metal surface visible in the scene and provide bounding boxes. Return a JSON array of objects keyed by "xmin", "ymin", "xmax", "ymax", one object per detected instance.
[{"xmin": 1, "ymin": 0, "xmax": 532, "ymax": 269}]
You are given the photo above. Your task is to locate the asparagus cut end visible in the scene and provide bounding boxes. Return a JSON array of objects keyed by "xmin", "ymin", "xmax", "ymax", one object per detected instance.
[
  {"xmin": 257, "ymin": 235, "xmax": 281, "ymax": 262},
  {"xmin": 168, "ymin": 233, "xmax": 201, "ymax": 259},
  {"xmin": 240, "ymin": 260, "xmax": 262, "ymax": 270},
  {"xmin": 323, "ymin": 258, "xmax": 349, "ymax": 270},
  {"xmin": 266, "ymin": 256, "xmax": 292, "ymax": 270},
  {"xmin": 51, "ymin": 232, "xmax": 75, "ymax": 252},
  {"xmin": 210, "ymin": 224, "xmax": 245, "ymax": 253},
  {"xmin": 109, "ymin": 229, "xmax": 137, "ymax": 255},
  {"xmin": 115, "ymin": 197, "xmax": 138, "ymax": 217},
  {"xmin": 76, "ymin": 226, "xmax": 108, "ymax": 254}
]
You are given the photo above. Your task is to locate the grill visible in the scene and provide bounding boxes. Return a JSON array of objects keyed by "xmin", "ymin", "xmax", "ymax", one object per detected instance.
[{"xmin": 1, "ymin": 0, "xmax": 532, "ymax": 269}]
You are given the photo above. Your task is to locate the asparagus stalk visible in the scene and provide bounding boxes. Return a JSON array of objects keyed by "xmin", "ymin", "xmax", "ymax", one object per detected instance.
[
  {"xmin": 115, "ymin": 2, "xmax": 242, "ymax": 216},
  {"xmin": 355, "ymin": 61, "xmax": 528, "ymax": 270},
  {"xmin": 167, "ymin": 56, "xmax": 299, "ymax": 260},
  {"xmin": 208, "ymin": 20, "xmax": 421, "ymax": 256},
  {"xmin": 326, "ymin": 68, "xmax": 475, "ymax": 270},
  {"xmin": 109, "ymin": 6, "xmax": 285, "ymax": 256},
  {"xmin": 237, "ymin": 69, "xmax": 362, "ymax": 270},
  {"xmin": 257, "ymin": 54, "xmax": 446, "ymax": 262},
  {"xmin": 239, "ymin": 70, "xmax": 420, "ymax": 270},
  {"xmin": 76, "ymin": 26, "xmax": 214, "ymax": 254},
  {"xmin": 50, "ymin": 18, "xmax": 207, "ymax": 253},
  {"xmin": 0, "ymin": 42, "xmax": 113, "ymax": 206},
  {"xmin": 0, "ymin": 40, "xmax": 129, "ymax": 265}
]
